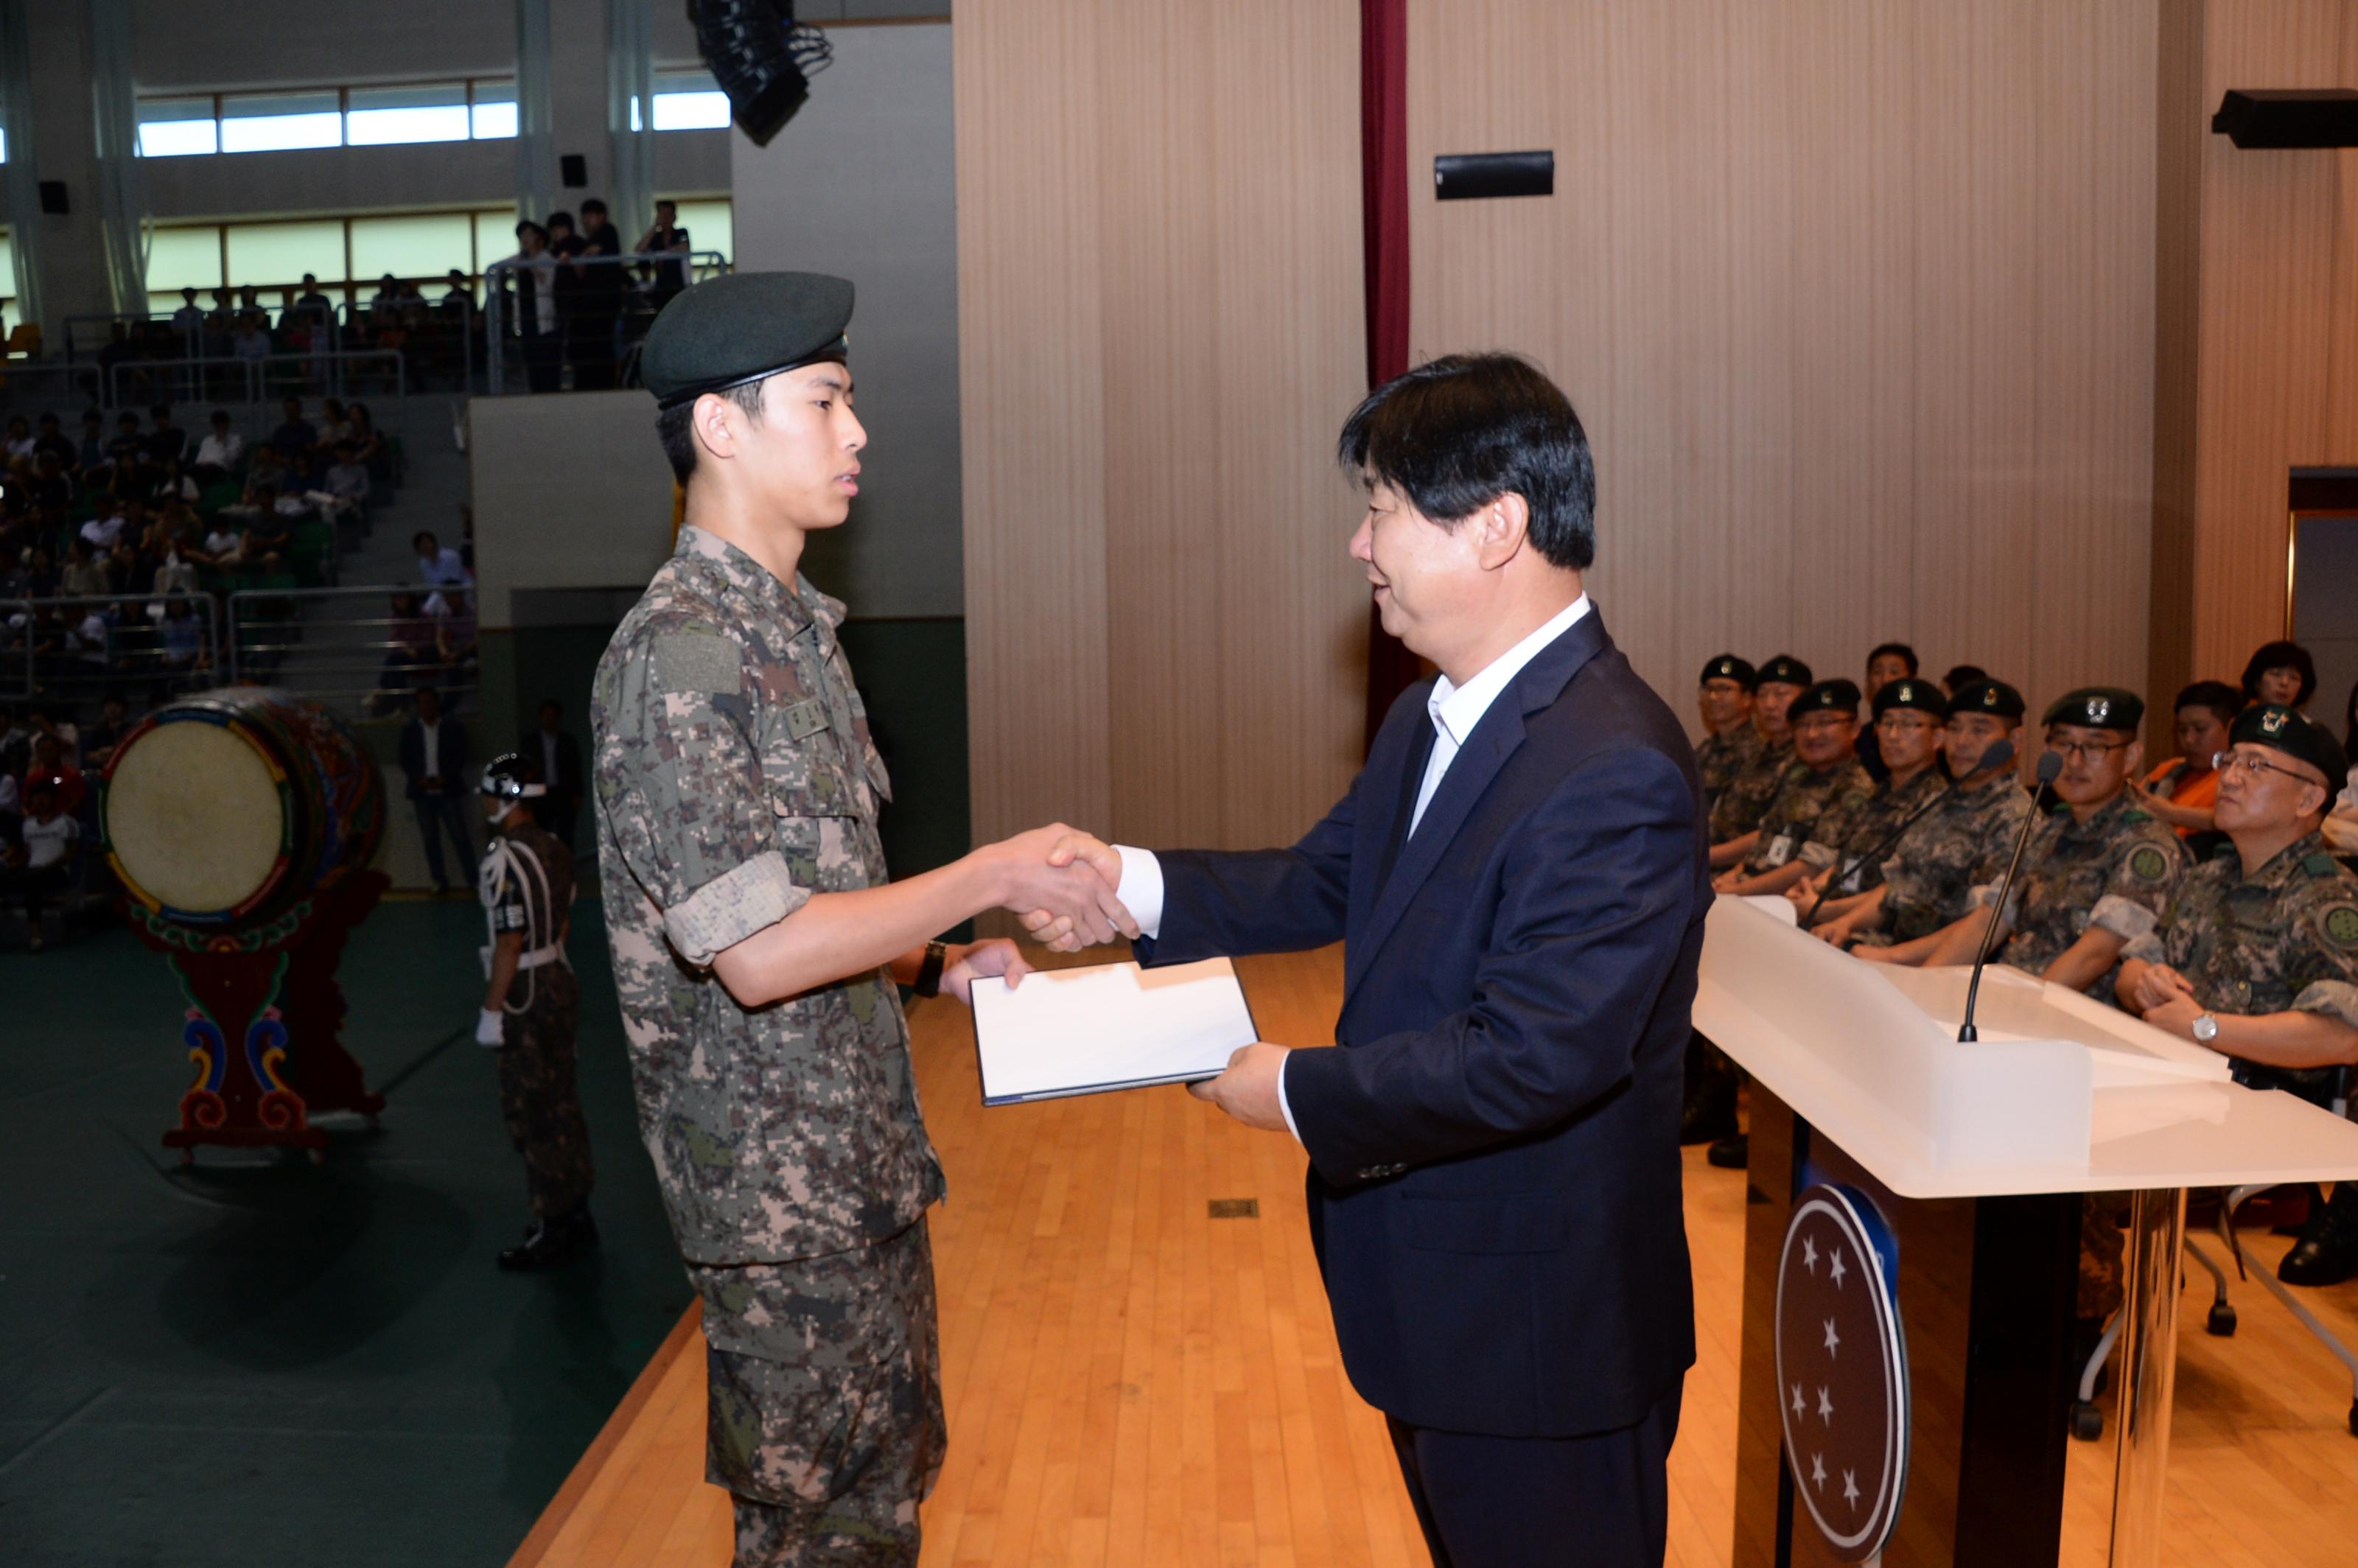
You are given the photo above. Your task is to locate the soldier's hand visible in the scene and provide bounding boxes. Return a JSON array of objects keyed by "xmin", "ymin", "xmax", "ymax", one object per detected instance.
[
  {"xmin": 980, "ymin": 823, "xmax": 1138, "ymax": 948},
  {"xmin": 2143, "ymin": 992, "xmax": 2205, "ymax": 1042},
  {"xmin": 2130, "ymin": 962, "xmax": 2194, "ymax": 1014},
  {"xmin": 940, "ymin": 939, "xmax": 1031, "ymax": 1004}
]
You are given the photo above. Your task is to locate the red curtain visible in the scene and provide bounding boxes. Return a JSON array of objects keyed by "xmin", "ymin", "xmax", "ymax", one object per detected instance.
[{"xmin": 1360, "ymin": 0, "xmax": 1421, "ymax": 755}]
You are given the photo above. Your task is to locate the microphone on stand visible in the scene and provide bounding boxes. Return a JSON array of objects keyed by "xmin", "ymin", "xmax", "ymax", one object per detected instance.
[
  {"xmin": 1801, "ymin": 741, "xmax": 2018, "ymax": 929},
  {"xmin": 1957, "ymin": 748, "xmax": 2063, "ymax": 1043}
]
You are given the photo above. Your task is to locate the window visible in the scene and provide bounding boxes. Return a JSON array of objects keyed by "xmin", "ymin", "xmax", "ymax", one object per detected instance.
[
  {"xmin": 226, "ymin": 220, "xmax": 346, "ymax": 290},
  {"xmin": 1, "ymin": 231, "xmax": 14, "ymax": 336},
  {"xmin": 651, "ymin": 68, "xmax": 731, "ymax": 131},
  {"xmin": 220, "ymin": 91, "xmax": 343, "ymax": 154},
  {"xmin": 346, "ymin": 84, "xmax": 470, "ymax": 147},
  {"xmin": 137, "ymin": 98, "xmax": 220, "ymax": 158},
  {"xmin": 351, "ymin": 212, "xmax": 472, "ymax": 286},
  {"xmin": 472, "ymin": 80, "xmax": 518, "ymax": 141},
  {"xmin": 671, "ymin": 198, "xmax": 733, "ymax": 265}
]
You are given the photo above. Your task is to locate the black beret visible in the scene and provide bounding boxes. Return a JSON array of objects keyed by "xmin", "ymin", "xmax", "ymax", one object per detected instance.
[
  {"xmin": 1790, "ymin": 679, "xmax": 1862, "ymax": 719},
  {"xmin": 1872, "ymin": 677, "xmax": 1949, "ymax": 721},
  {"xmin": 642, "ymin": 270, "xmax": 855, "ymax": 410},
  {"xmin": 2042, "ymin": 686, "xmax": 2143, "ymax": 733},
  {"xmin": 1948, "ymin": 679, "xmax": 2026, "ymax": 720},
  {"xmin": 2230, "ymin": 704, "xmax": 2350, "ymax": 788},
  {"xmin": 1757, "ymin": 654, "xmax": 1813, "ymax": 690},
  {"xmin": 1700, "ymin": 654, "xmax": 1757, "ymax": 690}
]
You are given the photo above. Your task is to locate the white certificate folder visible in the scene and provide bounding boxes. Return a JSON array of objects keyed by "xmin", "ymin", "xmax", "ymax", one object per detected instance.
[{"xmin": 969, "ymin": 956, "xmax": 1260, "ymax": 1105}]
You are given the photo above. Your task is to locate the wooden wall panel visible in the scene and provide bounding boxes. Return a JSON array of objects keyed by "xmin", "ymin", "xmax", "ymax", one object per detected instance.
[
  {"xmin": 2150, "ymin": 0, "xmax": 2358, "ymax": 732},
  {"xmin": 1407, "ymin": 0, "xmax": 2160, "ymax": 727},
  {"xmin": 959, "ymin": 0, "xmax": 1366, "ymax": 855}
]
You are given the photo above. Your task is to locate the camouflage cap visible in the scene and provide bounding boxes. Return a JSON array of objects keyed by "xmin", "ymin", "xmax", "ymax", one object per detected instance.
[
  {"xmin": 1701, "ymin": 654, "xmax": 1758, "ymax": 690},
  {"xmin": 1790, "ymin": 678, "xmax": 1862, "ymax": 720},
  {"xmin": 1757, "ymin": 654, "xmax": 1814, "ymax": 691},
  {"xmin": 1872, "ymin": 676, "xmax": 1949, "ymax": 721},
  {"xmin": 642, "ymin": 270, "xmax": 854, "ymax": 410},
  {"xmin": 2043, "ymin": 686, "xmax": 2143, "ymax": 733},
  {"xmin": 2229, "ymin": 703, "xmax": 2350, "ymax": 788},
  {"xmin": 1949, "ymin": 679, "xmax": 2026, "ymax": 720}
]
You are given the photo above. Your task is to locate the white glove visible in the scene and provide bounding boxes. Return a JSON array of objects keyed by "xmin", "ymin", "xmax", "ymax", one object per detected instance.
[{"xmin": 475, "ymin": 1008, "xmax": 505, "ymax": 1048}]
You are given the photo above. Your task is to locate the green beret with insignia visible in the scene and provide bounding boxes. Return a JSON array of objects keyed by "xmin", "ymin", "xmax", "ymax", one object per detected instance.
[
  {"xmin": 2228, "ymin": 703, "xmax": 2350, "ymax": 788},
  {"xmin": 2042, "ymin": 686, "xmax": 2143, "ymax": 733},
  {"xmin": 1757, "ymin": 654, "xmax": 1813, "ymax": 691},
  {"xmin": 1872, "ymin": 677, "xmax": 1949, "ymax": 721},
  {"xmin": 642, "ymin": 270, "xmax": 855, "ymax": 410},
  {"xmin": 1701, "ymin": 654, "xmax": 1757, "ymax": 690},
  {"xmin": 1949, "ymin": 679, "xmax": 2026, "ymax": 720},
  {"xmin": 1789, "ymin": 679, "xmax": 1862, "ymax": 720}
]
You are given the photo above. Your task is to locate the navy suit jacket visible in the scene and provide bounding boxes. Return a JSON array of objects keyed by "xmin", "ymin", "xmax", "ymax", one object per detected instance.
[
  {"xmin": 1136, "ymin": 608, "xmax": 1707, "ymax": 1437},
  {"xmin": 398, "ymin": 716, "xmax": 469, "ymax": 801}
]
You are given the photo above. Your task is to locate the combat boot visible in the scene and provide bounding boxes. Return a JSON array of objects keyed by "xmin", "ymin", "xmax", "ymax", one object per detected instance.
[
  {"xmin": 2279, "ymin": 1182, "xmax": 2358, "ymax": 1287},
  {"xmin": 498, "ymin": 1208, "xmax": 598, "ymax": 1271}
]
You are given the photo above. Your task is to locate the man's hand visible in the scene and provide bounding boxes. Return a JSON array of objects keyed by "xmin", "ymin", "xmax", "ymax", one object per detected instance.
[
  {"xmin": 1187, "ymin": 1041, "xmax": 1292, "ymax": 1133},
  {"xmin": 2128, "ymin": 961, "xmax": 2196, "ymax": 1015},
  {"xmin": 975, "ymin": 823, "xmax": 1136, "ymax": 949},
  {"xmin": 938, "ymin": 938, "xmax": 1032, "ymax": 1004},
  {"xmin": 2143, "ymin": 991, "xmax": 2205, "ymax": 1043},
  {"xmin": 1009, "ymin": 829, "xmax": 1130, "ymax": 953},
  {"xmin": 1784, "ymin": 872, "xmax": 1823, "ymax": 909},
  {"xmin": 1852, "ymin": 941, "xmax": 1899, "ymax": 965}
]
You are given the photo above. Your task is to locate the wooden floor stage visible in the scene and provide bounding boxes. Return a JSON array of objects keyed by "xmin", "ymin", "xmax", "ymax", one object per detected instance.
[{"xmin": 510, "ymin": 947, "xmax": 2358, "ymax": 1567}]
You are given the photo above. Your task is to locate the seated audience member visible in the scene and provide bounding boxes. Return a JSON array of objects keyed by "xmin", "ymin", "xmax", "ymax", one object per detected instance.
[
  {"xmin": 156, "ymin": 597, "xmax": 209, "ymax": 680},
  {"xmin": 58, "ymin": 539, "xmax": 112, "ymax": 599},
  {"xmin": 152, "ymin": 545, "xmax": 200, "ymax": 599},
  {"xmin": 105, "ymin": 411, "xmax": 146, "ymax": 471},
  {"xmin": 1714, "ymin": 679, "xmax": 1872, "ymax": 894},
  {"xmin": 347, "ymin": 403, "xmax": 390, "ymax": 480},
  {"xmin": 3, "ymin": 416, "xmax": 32, "ymax": 461},
  {"xmin": 1692, "ymin": 654, "xmax": 1760, "ymax": 819},
  {"xmin": 271, "ymin": 396, "xmax": 318, "ymax": 457},
  {"xmin": 239, "ymin": 492, "xmax": 298, "ymax": 561},
  {"xmin": 1784, "ymin": 677, "xmax": 1951, "ymax": 912},
  {"xmin": 241, "ymin": 444, "xmax": 290, "ymax": 504},
  {"xmin": 1855, "ymin": 642, "xmax": 1920, "ymax": 783},
  {"xmin": 2243, "ymin": 639, "xmax": 2316, "ymax": 712},
  {"xmin": 231, "ymin": 312, "xmax": 272, "ymax": 363},
  {"xmin": 317, "ymin": 397, "xmax": 354, "ymax": 448},
  {"xmin": 21, "ymin": 734, "xmax": 85, "ymax": 816},
  {"xmin": 1941, "ymin": 662, "xmax": 1988, "ymax": 698},
  {"xmin": 1710, "ymin": 654, "xmax": 1813, "ymax": 856},
  {"xmin": 2133, "ymin": 679, "xmax": 2240, "ymax": 839},
  {"xmin": 323, "ymin": 442, "xmax": 370, "ymax": 511},
  {"xmin": 31, "ymin": 413, "xmax": 76, "ymax": 469},
  {"xmin": 192, "ymin": 410, "xmax": 246, "ymax": 479},
  {"xmin": 3, "ymin": 779, "xmax": 80, "ymax": 952},
  {"xmin": 29, "ymin": 450, "xmax": 76, "ymax": 514},
  {"xmin": 414, "ymin": 529, "xmax": 470, "ymax": 595},
  {"xmin": 146, "ymin": 405, "xmax": 188, "ymax": 466},
  {"xmin": 2116, "ymin": 704, "xmax": 2358, "ymax": 1283},
  {"xmin": 1834, "ymin": 680, "xmax": 2035, "ymax": 953},
  {"xmin": 74, "ymin": 410, "xmax": 107, "ymax": 475}
]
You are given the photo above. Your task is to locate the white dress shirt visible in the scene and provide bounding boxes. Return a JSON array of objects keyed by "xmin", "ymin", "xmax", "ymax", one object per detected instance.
[
  {"xmin": 420, "ymin": 721, "xmax": 442, "ymax": 783},
  {"xmin": 1114, "ymin": 592, "xmax": 1593, "ymax": 1144}
]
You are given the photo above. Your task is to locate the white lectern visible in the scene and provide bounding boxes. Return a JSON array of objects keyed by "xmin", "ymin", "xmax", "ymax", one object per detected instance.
[{"xmin": 1696, "ymin": 895, "xmax": 2358, "ymax": 1567}]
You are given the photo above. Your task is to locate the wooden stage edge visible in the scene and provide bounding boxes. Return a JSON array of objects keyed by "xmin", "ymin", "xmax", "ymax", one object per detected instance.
[{"xmin": 512, "ymin": 946, "xmax": 2358, "ymax": 1568}]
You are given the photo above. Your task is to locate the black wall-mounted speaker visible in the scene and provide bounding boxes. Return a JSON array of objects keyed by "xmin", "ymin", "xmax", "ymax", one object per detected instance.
[
  {"xmin": 560, "ymin": 153, "xmax": 587, "ymax": 188},
  {"xmin": 37, "ymin": 181, "xmax": 67, "ymax": 214},
  {"xmin": 1435, "ymin": 150, "xmax": 1554, "ymax": 201},
  {"xmin": 2213, "ymin": 89, "xmax": 2358, "ymax": 149}
]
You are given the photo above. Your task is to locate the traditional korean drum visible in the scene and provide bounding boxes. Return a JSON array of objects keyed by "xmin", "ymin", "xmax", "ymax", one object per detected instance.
[{"xmin": 101, "ymin": 687, "xmax": 385, "ymax": 928}]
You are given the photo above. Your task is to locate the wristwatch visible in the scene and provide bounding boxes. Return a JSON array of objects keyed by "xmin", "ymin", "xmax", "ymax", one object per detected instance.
[
  {"xmin": 2191, "ymin": 1012, "xmax": 2219, "ymax": 1044},
  {"xmin": 914, "ymin": 940, "xmax": 948, "ymax": 999}
]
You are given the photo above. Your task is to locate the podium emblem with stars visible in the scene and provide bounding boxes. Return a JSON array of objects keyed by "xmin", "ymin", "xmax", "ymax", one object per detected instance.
[{"xmin": 1774, "ymin": 1183, "xmax": 1910, "ymax": 1561}]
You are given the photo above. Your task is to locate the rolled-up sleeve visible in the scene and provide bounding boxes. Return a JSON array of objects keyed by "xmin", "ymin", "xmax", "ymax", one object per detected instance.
[{"xmin": 596, "ymin": 626, "xmax": 808, "ymax": 966}]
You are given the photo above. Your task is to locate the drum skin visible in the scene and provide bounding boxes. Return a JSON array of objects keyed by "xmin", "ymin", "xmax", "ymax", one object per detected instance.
[{"xmin": 100, "ymin": 687, "xmax": 385, "ymax": 928}]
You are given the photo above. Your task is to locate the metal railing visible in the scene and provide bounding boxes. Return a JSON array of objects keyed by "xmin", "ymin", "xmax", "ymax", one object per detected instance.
[
  {"xmin": 0, "ymin": 592, "xmax": 225, "ymax": 703},
  {"xmin": 483, "ymin": 248, "xmax": 728, "ymax": 393},
  {"xmin": 0, "ymin": 362, "xmax": 111, "ymax": 422},
  {"xmin": 104, "ymin": 350, "xmax": 411, "ymax": 417},
  {"xmin": 225, "ymin": 583, "xmax": 477, "ymax": 717}
]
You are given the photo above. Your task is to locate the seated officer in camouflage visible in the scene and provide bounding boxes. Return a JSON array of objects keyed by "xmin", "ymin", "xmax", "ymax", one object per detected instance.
[
  {"xmin": 1707, "ymin": 653, "xmax": 1810, "ymax": 856},
  {"xmin": 1838, "ymin": 679, "xmax": 2032, "ymax": 955},
  {"xmin": 2116, "ymin": 704, "xmax": 2358, "ymax": 1285},
  {"xmin": 1712, "ymin": 679, "xmax": 1872, "ymax": 895},
  {"xmin": 1780, "ymin": 676, "xmax": 1949, "ymax": 917},
  {"xmin": 592, "ymin": 272, "xmax": 1138, "ymax": 1567},
  {"xmin": 1921, "ymin": 687, "xmax": 2187, "ymax": 998},
  {"xmin": 1693, "ymin": 654, "xmax": 1760, "ymax": 818}
]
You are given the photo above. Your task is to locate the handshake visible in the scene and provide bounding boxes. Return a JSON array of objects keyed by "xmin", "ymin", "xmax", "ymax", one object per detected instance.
[{"xmin": 973, "ymin": 826, "xmax": 1138, "ymax": 952}]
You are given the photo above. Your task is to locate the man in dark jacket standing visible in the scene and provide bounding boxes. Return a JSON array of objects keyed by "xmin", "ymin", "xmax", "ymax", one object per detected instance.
[
  {"xmin": 1043, "ymin": 354, "xmax": 1706, "ymax": 1567},
  {"xmin": 399, "ymin": 684, "xmax": 475, "ymax": 893}
]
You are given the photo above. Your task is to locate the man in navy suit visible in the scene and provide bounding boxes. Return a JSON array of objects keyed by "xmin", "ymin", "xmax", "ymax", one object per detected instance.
[{"xmin": 1042, "ymin": 354, "xmax": 1708, "ymax": 1565}]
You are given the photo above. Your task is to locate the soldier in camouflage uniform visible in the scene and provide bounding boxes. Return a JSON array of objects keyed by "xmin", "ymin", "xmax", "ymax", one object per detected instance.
[
  {"xmin": 1782, "ymin": 677, "xmax": 1949, "ymax": 914},
  {"xmin": 1839, "ymin": 679, "xmax": 2032, "ymax": 953},
  {"xmin": 594, "ymin": 273, "xmax": 1132, "ymax": 1567},
  {"xmin": 476, "ymin": 752, "xmax": 596, "ymax": 1270},
  {"xmin": 1692, "ymin": 654, "xmax": 1760, "ymax": 819},
  {"xmin": 1920, "ymin": 687, "xmax": 2186, "ymax": 1323},
  {"xmin": 1713, "ymin": 679, "xmax": 1872, "ymax": 894},
  {"xmin": 2117, "ymin": 704, "xmax": 2358, "ymax": 1285},
  {"xmin": 1708, "ymin": 653, "xmax": 1811, "ymax": 852}
]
